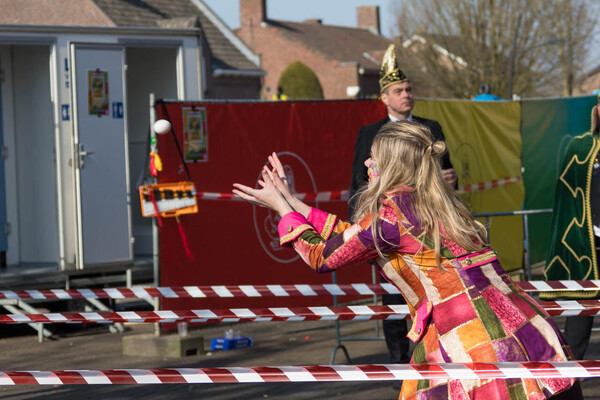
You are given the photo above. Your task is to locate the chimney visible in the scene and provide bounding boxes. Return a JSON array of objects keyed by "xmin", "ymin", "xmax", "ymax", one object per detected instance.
[
  {"xmin": 357, "ymin": 6, "xmax": 380, "ymax": 35},
  {"xmin": 240, "ymin": 0, "xmax": 266, "ymax": 29}
]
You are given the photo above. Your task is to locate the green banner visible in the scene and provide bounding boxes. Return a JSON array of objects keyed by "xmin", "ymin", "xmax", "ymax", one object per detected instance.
[
  {"xmin": 414, "ymin": 100, "xmax": 524, "ymax": 272},
  {"xmin": 521, "ymin": 95, "xmax": 596, "ymax": 266}
]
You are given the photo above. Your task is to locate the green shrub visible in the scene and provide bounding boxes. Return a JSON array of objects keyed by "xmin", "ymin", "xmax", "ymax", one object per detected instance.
[{"xmin": 277, "ymin": 61, "xmax": 324, "ymax": 99}]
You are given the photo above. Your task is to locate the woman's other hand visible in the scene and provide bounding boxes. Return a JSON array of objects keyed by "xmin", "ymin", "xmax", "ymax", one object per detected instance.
[
  {"xmin": 233, "ymin": 168, "xmax": 294, "ymax": 216},
  {"xmin": 442, "ymin": 168, "xmax": 457, "ymax": 188}
]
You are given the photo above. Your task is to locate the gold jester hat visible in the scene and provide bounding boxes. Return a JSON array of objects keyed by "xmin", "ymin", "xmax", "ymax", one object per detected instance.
[{"xmin": 379, "ymin": 44, "xmax": 408, "ymax": 92}]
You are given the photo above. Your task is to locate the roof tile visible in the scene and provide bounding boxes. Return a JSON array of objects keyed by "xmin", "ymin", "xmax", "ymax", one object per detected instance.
[
  {"xmin": 0, "ymin": 0, "xmax": 114, "ymax": 26},
  {"xmin": 90, "ymin": 0, "xmax": 259, "ymax": 71},
  {"xmin": 267, "ymin": 20, "xmax": 392, "ymax": 72}
]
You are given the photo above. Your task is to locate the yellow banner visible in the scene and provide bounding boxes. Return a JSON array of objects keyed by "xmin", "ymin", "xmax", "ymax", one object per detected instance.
[{"xmin": 413, "ymin": 100, "xmax": 524, "ymax": 272}]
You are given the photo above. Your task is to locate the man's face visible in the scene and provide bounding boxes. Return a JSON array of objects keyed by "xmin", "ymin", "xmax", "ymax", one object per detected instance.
[{"xmin": 381, "ymin": 81, "xmax": 414, "ymax": 119}]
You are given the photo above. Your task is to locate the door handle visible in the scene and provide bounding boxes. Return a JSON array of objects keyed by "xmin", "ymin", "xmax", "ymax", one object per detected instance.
[{"xmin": 77, "ymin": 144, "xmax": 94, "ymax": 169}]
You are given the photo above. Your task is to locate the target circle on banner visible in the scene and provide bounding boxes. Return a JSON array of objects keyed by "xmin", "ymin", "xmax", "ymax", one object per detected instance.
[
  {"xmin": 453, "ymin": 141, "xmax": 483, "ymax": 209},
  {"xmin": 253, "ymin": 151, "xmax": 318, "ymax": 263}
]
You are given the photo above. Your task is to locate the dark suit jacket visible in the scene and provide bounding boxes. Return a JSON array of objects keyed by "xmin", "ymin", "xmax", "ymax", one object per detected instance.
[{"xmin": 348, "ymin": 115, "xmax": 454, "ymax": 218}]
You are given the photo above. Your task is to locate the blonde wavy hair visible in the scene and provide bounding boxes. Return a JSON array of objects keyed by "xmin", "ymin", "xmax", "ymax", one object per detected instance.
[{"xmin": 352, "ymin": 121, "xmax": 487, "ymax": 265}]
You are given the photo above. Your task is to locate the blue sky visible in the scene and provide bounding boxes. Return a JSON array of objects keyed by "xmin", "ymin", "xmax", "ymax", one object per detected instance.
[
  {"xmin": 202, "ymin": 0, "xmax": 397, "ymax": 38},
  {"xmin": 200, "ymin": 1, "xmax": 600, "ymax": 72}
]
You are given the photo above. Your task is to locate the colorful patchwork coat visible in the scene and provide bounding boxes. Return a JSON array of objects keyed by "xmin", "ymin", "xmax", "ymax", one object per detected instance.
[{"xmin": 278, "ymin": 189, "xmax": 575, "ymax": 399}]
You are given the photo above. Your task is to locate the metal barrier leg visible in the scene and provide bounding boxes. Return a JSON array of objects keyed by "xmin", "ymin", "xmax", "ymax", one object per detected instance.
[
  {"xmin": 126, "ymin": 268, "xmax": 132, "ymax": 288},
  {"xmin": 523, "ymin": 214, "xmax": 531, "ymax": 280},
  {"xmin": 329, "ymin": 271, "xmax": 351, "ymax": 364},
  {"xmin": 2, "ymin": 303, "xmax": 53, "ymax": 341},
  {"xmin": 372, "ymin": 264, "xmax": 380, "ymax": 338},
  {"xmin": 85, "ymin": 298, "xmax": 125, "ymax": 333},
  {"xmin": 329, "ymin": 324, "xmax": 352, "ymax": 365},
  {"xmin": 329, "ymin": 266, "xmax": 386, "ymax": 363}
]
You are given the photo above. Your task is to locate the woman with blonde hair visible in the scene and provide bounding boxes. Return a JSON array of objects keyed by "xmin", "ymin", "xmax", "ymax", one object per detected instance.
[{"xmin": 233, "ymin": 121, "xmax": 581, "ymax": 399}]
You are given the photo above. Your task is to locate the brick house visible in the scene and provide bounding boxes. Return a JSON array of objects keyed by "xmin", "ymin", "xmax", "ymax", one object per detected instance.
[
  {"xmin": 236, "ymin": 0, "xmax": 392, "ymax": 99},
  {"xmin": 574, "ymin": 64, "xmax": 600, "ymax": 96},
  {"xmin": 0, "ymin": 0, "xmax": 264, "ymax": 99}
]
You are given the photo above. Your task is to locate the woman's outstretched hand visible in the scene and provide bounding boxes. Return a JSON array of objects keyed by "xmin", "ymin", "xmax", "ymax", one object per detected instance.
[
  {"xmin": 267, "ymin": 152, "xmax": 311, "ymax": 218},
  {"xmin": 233, "ymin": 168, "xmax": 294, "ymax": 216},
  {"xmin": 267, "ymin": 152, "xmax": 293, "ymax": 200}
]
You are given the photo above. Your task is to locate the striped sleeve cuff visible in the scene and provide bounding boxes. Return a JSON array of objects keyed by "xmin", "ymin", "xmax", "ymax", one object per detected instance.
[
  {"xmin": 307, "ymin": 208, "xmax": 338, "ymax": 239},
  {"xmin": 278, "ymin": 212, "xmax": 312, "ymax": 246}
]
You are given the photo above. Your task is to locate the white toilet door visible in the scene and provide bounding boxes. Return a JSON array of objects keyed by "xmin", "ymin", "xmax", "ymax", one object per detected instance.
[{"xmin": 72, "ymin": 44, "xmax": 132, "ymax": 268}]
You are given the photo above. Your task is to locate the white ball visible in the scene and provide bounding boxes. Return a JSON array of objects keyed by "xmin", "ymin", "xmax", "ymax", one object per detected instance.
[{"xmin": 153, "ymin": 119, "xmax": 172, "ymax": 135}]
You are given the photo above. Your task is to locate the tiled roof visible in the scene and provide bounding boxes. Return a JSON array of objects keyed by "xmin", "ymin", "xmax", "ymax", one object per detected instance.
[
  {"xmin": 90, "ymin": 0, "xmax": 260, "ymax": 71},
  {"xmin": 266, "ymin": 20, "xmax": 392, "ymax": 73},
  {"xmin": 156, "ymin": 16, "xmax": 201, "ymax": 29},
  {"xmin": 0, "ymin": 0, "xmax": 114, "ymax": 26}
]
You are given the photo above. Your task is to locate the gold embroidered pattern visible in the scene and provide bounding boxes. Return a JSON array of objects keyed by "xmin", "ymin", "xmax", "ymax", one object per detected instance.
[
  {"xmin": 455, "ymin": 250, "xmax": 498, "ymax": 269},
  {"xmin": 320, "ymin": 214, "xmax": 337, "ymax": 239},
  {"xmin": 279, "ymin": 224, "xmax": 312, "ymax": 245},
  {"xmin": 544, "ymin": 132, "xmax": 600, "ymax": 299}
]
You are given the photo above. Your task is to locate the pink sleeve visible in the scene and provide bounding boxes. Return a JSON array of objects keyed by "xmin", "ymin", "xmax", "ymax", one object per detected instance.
[
  {"xmin": 278, "ymin": 212, "xmax": 313, "ymax": 246},
  {"xmin": 306, "ymin": 208, "xmax": 338, "ymax": 239}
]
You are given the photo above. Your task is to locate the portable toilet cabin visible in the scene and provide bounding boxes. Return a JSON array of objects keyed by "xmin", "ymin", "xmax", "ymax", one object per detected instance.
[{"xmin": 0, "ymin": 24, "xmax": 202, "ymax": 275}]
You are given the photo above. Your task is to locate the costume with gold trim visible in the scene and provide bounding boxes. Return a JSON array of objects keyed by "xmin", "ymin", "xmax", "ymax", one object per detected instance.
[
  {"xmin": 542, "ymin": 128, "xmax": 600, "ymax": 300},
  {"xmin": 279, "ymin": 189, "xmax": 576, "ymax": 399}
]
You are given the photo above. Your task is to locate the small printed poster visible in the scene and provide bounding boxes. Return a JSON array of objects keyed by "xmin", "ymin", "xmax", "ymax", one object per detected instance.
[
  {"xmin": 182, "ymin": 107, "xmax": 208, "ymax": 162},
  {"xmin": 88, "ymin": 70, "xmax": 109, "ymax": 116}
]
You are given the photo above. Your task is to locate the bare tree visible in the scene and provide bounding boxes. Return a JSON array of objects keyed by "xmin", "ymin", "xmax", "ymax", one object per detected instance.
[
  {"xmin": 392, "ymin": 0, "xmax": 597, "ymax": 99},
  {"xmin": 549, "ymin": 0, "xmax": 596, "ymax": 95}
]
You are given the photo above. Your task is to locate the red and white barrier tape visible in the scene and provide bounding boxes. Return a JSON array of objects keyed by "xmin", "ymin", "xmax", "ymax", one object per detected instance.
[
  {"xmin": 1, "ymin": 281, "xmax": 597, "ymax": 300},
  {"xmin": 197, "ymin": 177, "xmax": 521, "ymax": 202},
  {"xmin": 0, "ymin": 361, "xmax": 599, "ymax": 384},
  {"xmin": 517, "ymin": 280, "xmax": 600, "ymax": 292},
  {"xmin": 0, "ymin": 305, "xmax": 410, "ymax": 324},
  {"xmin": 0, "ymin": 284, "xmax": 400, "ymax": 300},
  {"xmin": 4, "ymin": 301, "xmax": 600, "ymax": 324},
  {"xmin": 540, "ymin": 300, "xmax": 600, "ymax": 317},
  {"xmin": 197, "ymin": 191, "xmax": 350, "ymax": 202},
  {"xmin": 457, "ymin": 176, "xmax": 522, "ymax": 195}
]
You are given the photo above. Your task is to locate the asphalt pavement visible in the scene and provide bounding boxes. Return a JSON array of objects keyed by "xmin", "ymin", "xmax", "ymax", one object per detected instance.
[{"xmin": 0, "ymin": 316, "xmax": 598, "ymax": 399}]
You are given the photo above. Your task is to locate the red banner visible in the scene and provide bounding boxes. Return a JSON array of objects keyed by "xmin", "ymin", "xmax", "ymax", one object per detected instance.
[{"xmin": 155, "ymin": 100, "xmax": 386, "ymax": 312}]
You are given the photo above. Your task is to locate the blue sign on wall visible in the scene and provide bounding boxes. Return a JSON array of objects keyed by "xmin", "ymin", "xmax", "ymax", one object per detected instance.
[
  {"xmin": 112, "ymin": 102, "xmax": 123, "ymax": 119},
  {"xmin": 64, "ymin": 58, "xmax": 70, "ymax": 89},
  {"xmin": 61, "ymin": 104, "xmax": 70, "ymax": 121}
]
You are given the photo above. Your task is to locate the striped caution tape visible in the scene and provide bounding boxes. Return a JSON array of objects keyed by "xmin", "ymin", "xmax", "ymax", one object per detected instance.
[
  {"xmin": 3, "ymin": 301, "xmax": 600, "ymax": 324},
  {"xmin": 540, "ymin": 300, "xmax": 600, "ymax": 317},
  {"xmin": 0, "ymin": 283, "xmax": 400, "ymax": 300},
  {"xmin": 517, "ymin": 280, "xmax": 600, "ymax": 292},
  {"xmin": 0, "ymin": 305, "xmax": 411, "ymax": 324},
  {"xmin": 0, "ymin": 361, "xmax": 598, "ymax": 384},
  {"xmin": 197, "ymin": 176, "xmax": 521, "ymax": 202},
  {"xmin": 197, "ymin": 191, "xmax": 350, "ymax": 202},
  {"xmin": 457, "ymin": 176, "xmax": 522, "ymax": 194},
  {"xmin": 1, "ymin": 280, "xmax": 597, "ymax": 300}
]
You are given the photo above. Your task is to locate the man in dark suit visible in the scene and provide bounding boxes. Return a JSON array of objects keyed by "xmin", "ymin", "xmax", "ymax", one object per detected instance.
[{"xmin": 349, "ymin": 44, "xmax": 456, "ymax": 377}]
